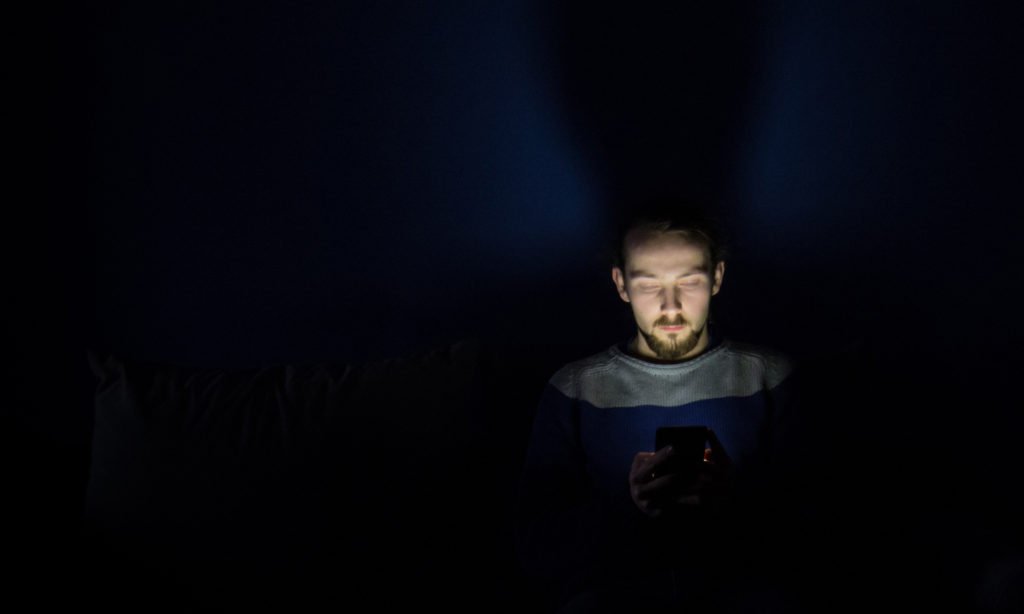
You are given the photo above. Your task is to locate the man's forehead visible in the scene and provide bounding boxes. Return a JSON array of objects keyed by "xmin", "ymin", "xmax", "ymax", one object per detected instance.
[{"xmin": 624, "ymin": 230, "xmax": 707, "ymax": 266}]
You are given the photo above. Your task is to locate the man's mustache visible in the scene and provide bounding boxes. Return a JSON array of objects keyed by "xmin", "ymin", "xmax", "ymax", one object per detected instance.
[{"xmin": 654, "ymin": 317, "xmax": 687, "ymax": 327}]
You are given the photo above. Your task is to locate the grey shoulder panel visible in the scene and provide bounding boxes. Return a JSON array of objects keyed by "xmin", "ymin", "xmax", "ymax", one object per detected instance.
[
  {"xmin": 561, "ymin": 342, "xmax": 794, "ymax": 409},
  {"xmin": 725, "ymin": 341, "xmax": 794, "ymax": 390},
  {"xmin": 548, "ymin": 349, "xmax": 619, "ymax": 399}
]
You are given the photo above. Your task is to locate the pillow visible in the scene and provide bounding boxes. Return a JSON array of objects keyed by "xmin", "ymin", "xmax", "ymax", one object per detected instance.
[{"xmin": 81, "ymin": 338, "xmax": 491, "ymax": 609}]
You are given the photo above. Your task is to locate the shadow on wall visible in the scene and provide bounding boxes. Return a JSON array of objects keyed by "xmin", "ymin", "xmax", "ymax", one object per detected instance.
[{"xmin": 544, "ymin": 0, "xmax": 761, "ymax": 203}]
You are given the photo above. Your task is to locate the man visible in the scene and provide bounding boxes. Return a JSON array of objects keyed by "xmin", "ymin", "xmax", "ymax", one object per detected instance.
[{"xmin": 515, "ymin": 200, "xmax": 800, "ymax": 613}]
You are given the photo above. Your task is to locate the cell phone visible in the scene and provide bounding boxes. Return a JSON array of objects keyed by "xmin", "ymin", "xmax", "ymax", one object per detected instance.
[{"xmin": 653, "ymin": 425, "xmax": 709, "ymax": 483}]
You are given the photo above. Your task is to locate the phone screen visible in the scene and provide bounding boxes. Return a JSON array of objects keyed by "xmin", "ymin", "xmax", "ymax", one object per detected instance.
[{"xmin": 654, "ymin": 425, "xmax": 709, "ymax": 482}]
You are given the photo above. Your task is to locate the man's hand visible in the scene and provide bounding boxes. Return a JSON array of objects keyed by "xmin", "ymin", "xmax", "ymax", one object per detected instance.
[{"xmin": 629, "ymin": 429, "xmax": 734, "ymax": 518}]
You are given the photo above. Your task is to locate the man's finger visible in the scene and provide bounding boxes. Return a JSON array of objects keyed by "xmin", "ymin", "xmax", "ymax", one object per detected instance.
[
  {"xmin": 674, "ymin": 493, "xmax": 702, "ymax": 506},
  {"xmin": 631, "ymin": 447, "xmax": 675, "ymax": 483},
  {"xmin": 632, "ymin": 473, "xmax": 677, "ymax": 498}
]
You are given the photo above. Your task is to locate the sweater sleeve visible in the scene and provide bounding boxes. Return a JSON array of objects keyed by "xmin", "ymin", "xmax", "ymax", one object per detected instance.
[{"xmin": 513, "ymin": 378, "xmax": 654, "ymax": 600}]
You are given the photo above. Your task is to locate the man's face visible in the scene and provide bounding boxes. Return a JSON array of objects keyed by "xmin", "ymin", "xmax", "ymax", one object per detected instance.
[{"xmin": 611, "ymin": 229, "xmax": 725, "ymax": 362}]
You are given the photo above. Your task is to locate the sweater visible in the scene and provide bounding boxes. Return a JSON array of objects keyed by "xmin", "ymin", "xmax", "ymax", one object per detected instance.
[{"xmin": 515, "ymin": 330, "xmax": 796, "ymax": 605}]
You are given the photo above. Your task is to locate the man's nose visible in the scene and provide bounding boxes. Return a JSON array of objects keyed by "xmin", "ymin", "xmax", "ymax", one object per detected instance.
[{"xmin": 660, "ymin": 287, "xmax": 683, "ymax": 311}]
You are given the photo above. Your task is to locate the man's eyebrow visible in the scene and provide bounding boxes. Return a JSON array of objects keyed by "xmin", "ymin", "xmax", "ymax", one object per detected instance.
[{"xmin": 628, "ymin": 269, "xmax": 705, "ymax": 279}]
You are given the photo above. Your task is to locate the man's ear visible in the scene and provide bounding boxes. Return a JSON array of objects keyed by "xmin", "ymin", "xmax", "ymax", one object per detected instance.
[
  {"xmin": 711, "ymin": 261, "xmax": 726, "ymax": 296},
  {"xmin": 611, "ymin": 267, "xmax": 630, "ymax": 303}
]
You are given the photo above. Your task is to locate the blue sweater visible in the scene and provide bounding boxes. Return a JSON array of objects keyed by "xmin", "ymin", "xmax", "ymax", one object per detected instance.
[{"xmin": 515, "ymin": 331, "xmax": 796, "ymax": 602}]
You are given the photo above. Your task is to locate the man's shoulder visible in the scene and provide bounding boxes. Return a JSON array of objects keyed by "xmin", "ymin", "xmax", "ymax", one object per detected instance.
[
  {"xmin": 721, "ymin": 339, "xmax": 792, "ymax": 362},
  {"xmin": 720, "ymin": 339, "xmax": 795, "ymax": 388},
  {"xmin": 546, "ymin": 345, "xmax": 621, "ymax": 396}
]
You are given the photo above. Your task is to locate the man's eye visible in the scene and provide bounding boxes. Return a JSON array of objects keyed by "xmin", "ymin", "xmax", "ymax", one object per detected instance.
[{"xmin": 639, "ymin": 286, "xmax": 659, "ymax": 292}]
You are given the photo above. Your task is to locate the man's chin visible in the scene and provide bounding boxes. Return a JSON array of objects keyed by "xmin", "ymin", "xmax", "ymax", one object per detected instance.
[
  {"xmin": 655, "ymin": 346, "xmax": 695, "ymax": 361},
  {"xmin": 645, "ymin": 330, "xmax": 700, "ymax": 360}
]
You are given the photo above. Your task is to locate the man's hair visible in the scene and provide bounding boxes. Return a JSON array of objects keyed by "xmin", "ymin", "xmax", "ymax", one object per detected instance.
[{"xmin": 607, "ymin": 196, "xmax": 730, "ymax": 275}]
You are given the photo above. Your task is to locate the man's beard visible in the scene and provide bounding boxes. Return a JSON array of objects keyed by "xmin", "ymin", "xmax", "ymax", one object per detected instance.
[{"xmin": 638, "ymin": 317, "xmax": 704, "ymax": 361}]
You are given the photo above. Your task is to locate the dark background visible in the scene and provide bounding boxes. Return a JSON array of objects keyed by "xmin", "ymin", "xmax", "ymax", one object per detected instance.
[{"xmin": 7, "ymin": 0, "xmax": 1023, "ymax": 608}]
